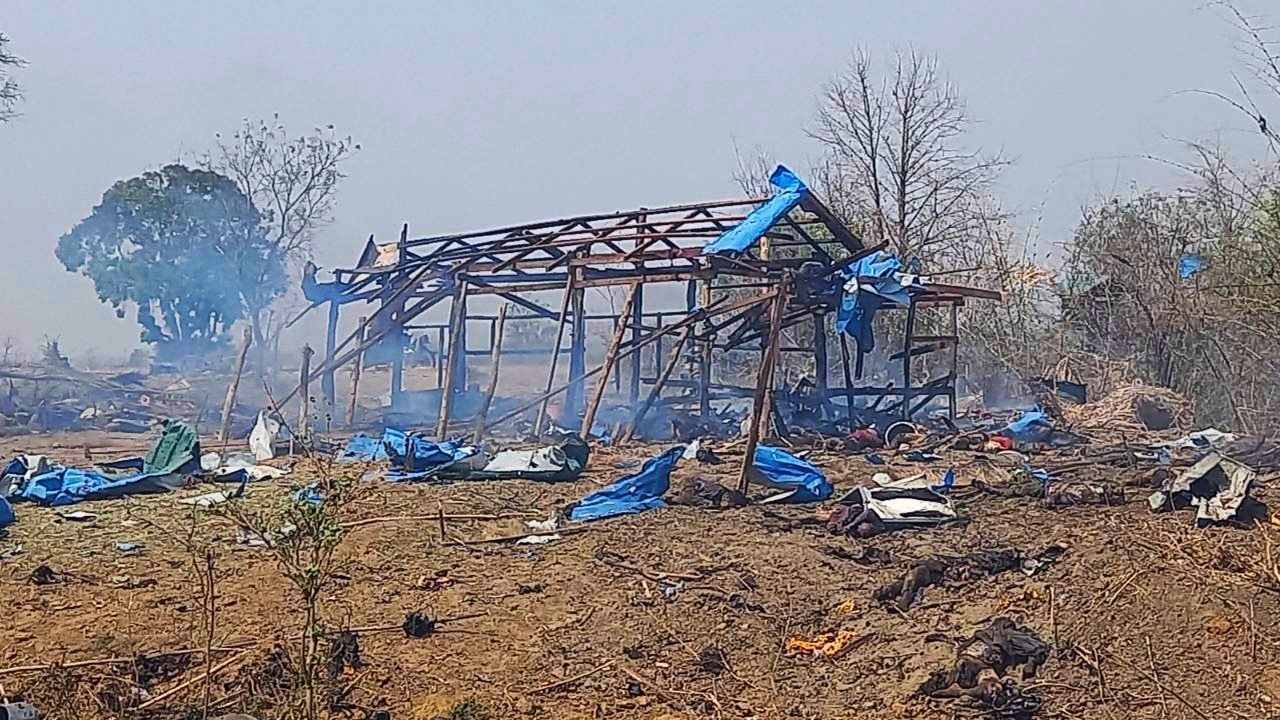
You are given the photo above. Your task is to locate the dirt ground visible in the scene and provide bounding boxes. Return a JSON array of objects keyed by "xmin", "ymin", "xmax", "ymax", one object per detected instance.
[{"xmin": 1, "ymin": 430, "xmax": 1279, "ymax": 720}]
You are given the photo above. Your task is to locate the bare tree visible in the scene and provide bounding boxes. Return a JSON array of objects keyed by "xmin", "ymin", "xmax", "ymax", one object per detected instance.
[
  {"xmin": 809, "ymin": 48, "xmax": 1007, "ymax": 264},
  {"xmin": 0, "ymin": 32, "xmax": 26, "ymax": 122},
  {"xmin": 203, "ymin": 116, "xmax": 359, "ymax": 353}
]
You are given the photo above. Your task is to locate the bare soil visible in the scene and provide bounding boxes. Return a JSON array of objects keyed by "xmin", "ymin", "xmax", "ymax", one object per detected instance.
[{"xmin": 1, "ymin": 431, "xmax": 1278, "ymax": 720}]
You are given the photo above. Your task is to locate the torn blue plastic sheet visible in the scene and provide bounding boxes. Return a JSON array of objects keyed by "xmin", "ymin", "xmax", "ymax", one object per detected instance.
[
  {"xmin": 1001, "ymin": 409, "xmax": 1053, "ymax": 442},
  {"xmin": 933, "ymin": 467, "xmax": 955, "ymax": 493},
  {"xmin": 836, "ymin": 251, "xmax": 917, "ymax": 353},
  {"xmin": 752, "ymin": 446, "xmax": 832, "ymax": 503},
  {"xmin": 17, "ymin": 467, "xmax": 185, "ymax": 507},
  {"xmin": 340, "ymin": 433, "xmax": 388, "ymax": 462},
  {"xmin": 293, "ymin": 483, "xmax": 323, "ymax": 506},
  {"xmin": 383, "ymin": 428, "xmax": 476, "ymax": 470},
  {"xmin": 0, "ymin": 496, "xmax": 13, "ymax": 527},
  {"xmin": 568, "ymin": 446, "xmax": 683, "ymax": 522},
  {"xmin": 1178, "ymin": 254, "xmax": 1206, "ymax": 279},
  {"xmin": 703, "ymin": 166, "xmax": 807, "ymax": 256}
]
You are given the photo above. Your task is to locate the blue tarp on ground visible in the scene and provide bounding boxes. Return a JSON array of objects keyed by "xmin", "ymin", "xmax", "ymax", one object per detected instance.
[
  {"xmin": 17, "ymin": 467, "xmax": 184, "ymax": 507},
  {"xmin": 836, "ymin": 250, "xmax": 917, "ymax": 354},
  {"xmin": 1001, "ymin": 409, "xmax": 1053, "ymax": 442},
  {"xmin": 1179, "ymin": 254, "xmax": 1206, "ymax": 279},
  {"xmin": 383, "ymin": 428, "xmax": 477, "ymax": 470},
  {"xmin": 340, "ymin": 433, "xmax": 389, "ymax": 462},
  {"xmin": 568, "ymin": 446, "xmax": 684, "ymax": 522},
  {"xmin": 704, "ymin": 166, "xmax": 808, "ymax": 256},
  {"xmin": 751, "ymin": 446, "xmax": 833, "ymax": 503},
  {"xmin": 0, "ymin": 496, "xmax": 13, "ymax": 527}
]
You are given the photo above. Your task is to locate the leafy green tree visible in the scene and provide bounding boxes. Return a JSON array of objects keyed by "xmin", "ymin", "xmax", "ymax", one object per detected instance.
[{"xmin": 56, "ymin": 164, "xmax": 285, "ymax": 356}]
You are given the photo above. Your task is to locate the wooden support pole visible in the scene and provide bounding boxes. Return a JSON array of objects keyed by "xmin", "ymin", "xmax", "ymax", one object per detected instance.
[
  {"xmin": 322, "ymin": 299, "xmax": 339, "ymax": 411},
  {"xmin": 473, "ymin": 304, "xmax": 509, "ymax": 443},
  {"xmin": 901, "ymin": 300, "xmax": 917, "ymax": 420},
  {"xmin": 565, "ymin": 270, "xmax": 587, "ymax": 422},
  {"xmin": 838, "ymin": 333, "xmax": 856, "ymax": 429},
  {"xmin": 620, "ymin": 325, "xmax": 692, "ymax": 443},
  {"xmin": 391, "ymin": 224, "xmax": 410, "ymax": 409},
  {"xmin": 948, "ymin": 303, "xmax": 959, "ymax": 419},
  {"xmin": 217, "ymin": 327, "xmax": 253, "ymax": 444},
  {"xmin": 346, "ymin": 317, "xmax": 368, "ymax": 427},
  {"xmin": 629, "ymin": 284, "xmax": 644, "ymax": 402},
  {"xmin": 697, "ymin": 280, "xmax": 713, "ymax": 416},
  {"xmin": 534, "ymin": 273, "xmax": 577, "ymax": 435},
  {"xmin": 813, "ymin": 314, "xmax": 830, "ymax": 417},
  {"xmin": 436, "ymin": 280, "xmax": 470, "ymax": 439},
  {"xmin": 295, "ymin": 345, "xmax": 314, "ymax": 453},
  {"xmin": 581, "ymin": 283, "xmax": 639, "ymax": 438},
  {"xmin": 737, "ymin": 287, "xmax": 786, "ymax": 494}
]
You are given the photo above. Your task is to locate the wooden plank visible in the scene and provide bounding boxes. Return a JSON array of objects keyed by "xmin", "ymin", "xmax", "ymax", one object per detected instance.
[
  {"xmin": 580, "ymin": 284, "xmax": 639, "ymax": 438},
  {"xmin": 620, "ymin": 325, "xmax": 692, "ymax": 443},
  {"xmin": 435, "ymin": 280, "xmax": 470, "ymax": 438},
  {"xmin": 737, "ymin": 288, "xmax": 786, "ymax": 493},
  {"xmin": 217, "ymin": 327, "xmax": 253, "ymax": 444},
  {"xmin": 472, "ymin": 304, "xmax": 509, "ymax": 443},
  {"xmin": 346, "ymin": 317, "xmax": 367, "ymax": 427},
  {"xmin": 534, "ymin": 273, "xmax": 577, "ymax": 435}
]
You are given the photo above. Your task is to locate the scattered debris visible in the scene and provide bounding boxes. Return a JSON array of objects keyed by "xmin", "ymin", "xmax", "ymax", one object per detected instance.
[
  {"xmin": 919, "ymin": 617, "xmax": 1049, "ymax": 719},
  {"xmin": 1149, "ymin": 452, "xmax": 1262, "ymax": 525},
  {"xmin": 876, "ymin": 546, "xmax": 1066, "ymax": 611}
]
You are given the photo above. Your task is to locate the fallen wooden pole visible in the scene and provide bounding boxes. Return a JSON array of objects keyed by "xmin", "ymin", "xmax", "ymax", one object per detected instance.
[
  {"xmin": 345, "ymin": 316, "xmax": 367, "ymax": 427},
  {"xmin": 580, "ymin": 283, "xmax": 639, "ymax": 438},
  {"xmin": 737, "ymin": 285, "xmax": 787, "ymax": 493},
  {"xmin": 341, "ymin": 511, "xmax": 536, "ymax": 529},
  {"xmin": 620, "ymin": 325, "xmax": 692, "ymax": 444},
  {"xmin": 0, "ymin": 645, "xmax": 251, "ymax": 676},
  {"xmin": 217, "ymin": 327, "xmax": 253, "ymax": 444},
  {"xmin": 436, "ymin": 280, "xmax": 470, "ymax": 438},
  {"xmin": 135, "ymin": 651, "xmax": 250, "ymax": 711},
  {"xmin": 535, "ymin": 273, "xmax": 577, "ymax": 435},
  {"xmin": 473, "ymin": 303, "xmax": 509, "ymax": 443}
]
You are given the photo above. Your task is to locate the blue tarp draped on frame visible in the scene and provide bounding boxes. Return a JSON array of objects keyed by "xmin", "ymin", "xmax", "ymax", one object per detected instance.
[
  {"xmin": 836, "ymin": 251, "xmax": 917, "ymax": 353},
  {"xmin": 703, "ymin": 166, "xmax": 808, "ymax": 256},
  {"xmin": 567, "ymin": 446, "xmax": 683, "ymax": 522}
]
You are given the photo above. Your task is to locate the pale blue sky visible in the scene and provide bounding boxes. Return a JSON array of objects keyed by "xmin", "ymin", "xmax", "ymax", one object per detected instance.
[{"xmin": 0, "ymin": 0, "xmax": 1265, "ymax": 355}]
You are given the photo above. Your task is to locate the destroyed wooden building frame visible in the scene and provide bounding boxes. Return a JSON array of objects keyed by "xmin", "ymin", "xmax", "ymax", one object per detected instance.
[{"xmin": 285, "ymin": 167, "xmax": 1000, "ymax": 481}]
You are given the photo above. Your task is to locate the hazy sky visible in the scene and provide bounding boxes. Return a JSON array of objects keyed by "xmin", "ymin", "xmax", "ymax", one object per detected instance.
[{"xmin": 0, "ymin": 0, "xmax": 1265, "ymax": 357}]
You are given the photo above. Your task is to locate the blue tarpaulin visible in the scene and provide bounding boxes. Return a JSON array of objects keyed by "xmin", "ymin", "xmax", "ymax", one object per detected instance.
[
  {"xmin": 568, "ymin": 446, "xmax": 683, "ymax": 522},
  {"xmin": 341, "ymin": 428, "xmax": 476, "ymax": 469},
  {"xmin": 751, "ymin": 446, "xmax": 832, "ymax": 503},
  {"xmin": 0, "ymin": 496, "xmax": 13, "ymax": 527},
  {"xmin": 1001, "ymin": 409, "xmax": 1053, "ymax": 442},
  {"xmin": 340, "ymin": 433, "xmax": 389, "ymax": 462},
  {"xmin": 704, "ymin": 166, "xmax": 808, "ymax": 256},
  {"xmin": 836, "ymin": 251, "xmax": 917, "ymax": 354},
  {"xmin": 1178, "ymin": 254, "xmax": 1206, "ymax": 279},
  {"xmin": 17, "ymin": 467, "xmax": 184, "ymax": 507}
]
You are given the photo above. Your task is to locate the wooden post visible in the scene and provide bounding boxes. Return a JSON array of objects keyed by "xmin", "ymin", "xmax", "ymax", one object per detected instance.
[
  {"xmin": 901, "ymin": 300, "xmax": 917, "ymax": 420},
  {"xmin": 838, "ymin": 333, "xmax": 856, "ymax": 429},
  {"xmin": 322, "ymin": 299, "xmax": 339, "ymax": 411},
  {"xmin": 534, "ymin": 273, "xmax": 577, "ymax": 435},
  {"xmin": 473, "ymin": 304, "xmax": 509, "ymax": 443},
  {"xmin": 436, "ymin": 279, "xmax": 470, "ymax": 439},
  {"xmin": 435, "ymin": 326, "xmax": 446, "ymax": 388},
  {"xmin": 697, "ymin": 280, "xmax": 713, "ymax": 417},
  {"xmin": 813, "ymin": 315, "xmax": 830, "ymax": 417},
  {"xmin": 565, "ymin": 270, "xmax": 587, "ymax": 423},
  {"xmin": 948, "ymin": 303, "xmax": 959, "ymax": 419},
  {"xmin": 345, "ymin": 316, "xmax": 368, "ymax": 427},
  {"xmin": 581, "ymin": 284, "xmax": 638, "ymax": 438},
  {"xmin": 390, "ymin": 224, "xmax": 410, "ymax": 409},
  {"xmin": 629, "ymin": 284, "xmax": 644, "ymax": 402},
  {"xmin": 217, "ymin": 327, "xmax": 253, "ymax": 444},
  {"xmin": 295, "ymin": 345, "xmax": 314, "ymax": 453},
  {"xmin": 621, "ymin": 325, "xmax": 692, "ymax": 443},
  {"xmin": 737, "ymin": 289, "xmax": 786, "ymax": 493}
]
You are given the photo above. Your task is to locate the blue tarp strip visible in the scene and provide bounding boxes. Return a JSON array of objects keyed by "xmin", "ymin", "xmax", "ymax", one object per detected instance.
[
  {"xmin": 1179, "ymin": 254, "xmax": 1206, "ymax": 279},
  {"xmin": 568, "ymin": 446, "xmax": 683, "ymax": 522},
  {"xmin": 17, "ymin": 467, "xmax": 183, "ymax": 507},
  {"xmin": 751, "ymin": 446, "xmax": 832, "ymax": 503},
  {"xmin": 703, "ymin": 166, "xmax": 807, "ymax": 256}
]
